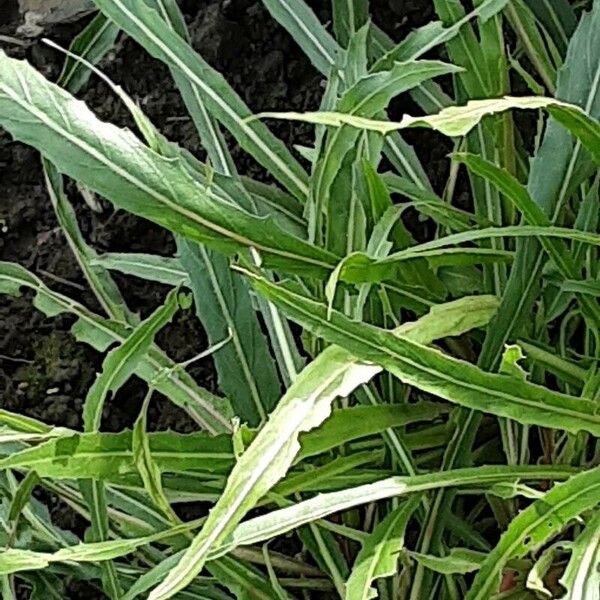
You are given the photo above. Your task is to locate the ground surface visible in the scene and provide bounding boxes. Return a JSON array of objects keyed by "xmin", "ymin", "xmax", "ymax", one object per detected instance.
[{"xmin": 0, "ymin": 1, "xmax": 446, "ymax": 597}]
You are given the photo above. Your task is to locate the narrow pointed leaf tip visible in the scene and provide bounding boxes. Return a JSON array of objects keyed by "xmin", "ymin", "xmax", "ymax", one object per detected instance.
[
  {"xmin": 254, "ymin": 95, "xmax": 600, "ymax": 150},
  {"xmin": 0, "ymin": 52, "xmax": 336, "ymax": 278},
  {"xmin": 144, "ymin": 291, "xmax": 499, "ymax": 599},
  {"xmin": 245, "ymin": 274, "xmax": 600, "ymax": 436}
]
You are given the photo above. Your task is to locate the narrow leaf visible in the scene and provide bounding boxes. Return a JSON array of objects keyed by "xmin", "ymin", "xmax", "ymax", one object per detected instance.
[
  {"xmin": 145, "ymin": 293, "xmax": 499, "ymax": 599},
  {"xmin": 346, "ymin": 496, "xmax": 421, "ymax": 600},
  {"xmin": 467, "ymin": 467, "xmax": 600, "ymax": 600}
]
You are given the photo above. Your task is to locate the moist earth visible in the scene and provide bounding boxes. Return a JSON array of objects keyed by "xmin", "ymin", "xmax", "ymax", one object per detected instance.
[{"xmin": 0, "ymin": 1, "xmax": 447, "ymax": 597}]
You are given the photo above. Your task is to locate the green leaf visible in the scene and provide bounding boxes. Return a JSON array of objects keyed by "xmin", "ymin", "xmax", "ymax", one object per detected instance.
[
  {"xmin": 0, "ymin": 263, "xmax": 232, "ymax": 433},
  {"xmin": 79, "ymin": 478, "xmax": 122, "ymax": 598},
  {"xmin": 0, "ymin": 466, "xmax": 575, "ymax": 579},
  {"xmin": 83, "ymin": 289, "xmax": 180, "ymax": 431},
  {"xmin": 309, "ymin": 60, "xmax": 460, "ymax": 247},
  {"xmin": 92, "ymin": 0, "xmax": 308, "ymax": 199},
  {"xmin": 0, "ymin": 550, "xmax": 51, "ymax": 577},
  {"xmin": 559, "ymin": 509, "xmax": 600, "ymax": 600},
  {"xmin": 143, "ymin": 293, "xmax": 499, "ymax": 599},
  {"xmin": 260, "ymin": 0, "xmax": 436, "ymax": 190},
  {"xmin": 345, "ymin": 496, "xmax": 421, "ymax": 600},
  {"xmin": 147, "ymin": 0, "xmax": 238, "ymax": 180},
  {"xmin": 407, "ymin": 548, "xmax": 486, "ymax": 575},
  {"xmin": 454, "ymin": 153, "xmax": 600, "ymax": 330},
  {"xmin": 524, "ymin": 0, "xmax": 576, "ymax": 55},
  {"xmin": 261, "ymin": 0, "xmax": 339, "ymax": 74},
  {"xmin": 207, "ymin": 556, "xmax": 292, "ymax": 600},
  {"xmin": 332, "ymin": 0, "xmax": 369, "ymax": 48},
  {"xmin": 178, "ymin": 239, "xmax": 280, "ymax": 426},
  {"xmin": 382, "ymin": 172, "xmax": 478, "ymax": 231},
  {"xmin": 133, "ymin": 393, "xmax": 180, "ymax": 523},
  {"xmin": 560, "ymin": 279, "xmax": 600, "ymax": 296},
  {"xmin": 7, "ymin": 471, "xmax": 40, "ymax": 533},
  {"xmin": 0, "ymin": 53, "xmax": 337, "ymax": 278},
  {"xmin": 506, "ymin": 0, "xmax": 558, "ymax": 92},
  {"xmin": 466, "ymin": 467, "xmax": 600, "ymax": 600},
  {"xmin": 258, "ymin": 96, "xmax": 600, "ymax": 150},
  {"xmin": 43, "ymin": 162, "xmax": 133, "ymax": 324},
  {"xmin": 43, "ymin": 14, "xmax": 132, "ymax": 326},
  {"xmin": 297, "ymin": 402, "xmax": 449, "ymax": 460},
  {"xmin": 0, "ymin": 430, "xmax": 234, "ymax": 480},
  {"xmin": 338, "ymin": 222, "xmax": 600, "ymax": 284},
  {"xmin": 147, "ymin": 0, "xmax": 291, "ymax": 425},
  {"xmin": 219, "ymin": 465, "xmax": 576, "ymax": 558},
  {"xmin": 92, "ymin": 253, "xmax": 188, "ymax": 287},
  {"xmin": 372, "ymin": 0, "xmax": 509, "ymax": 71},
  {"xmin": 480, "ymin": 1, "xmax": 600, "ymax": 368},
  {"xmin": 58, "ymin": 12, "xmax": 120, "ymax": 94},
  {"xmin": 247, "ymin": 274, "xmax": 600, "ymax": 436}
]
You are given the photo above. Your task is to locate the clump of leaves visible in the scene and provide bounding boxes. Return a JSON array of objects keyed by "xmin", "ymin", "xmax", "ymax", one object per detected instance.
[{"xmin": 0, "ymin": 0, "xmax": 598, "ymax": 599}]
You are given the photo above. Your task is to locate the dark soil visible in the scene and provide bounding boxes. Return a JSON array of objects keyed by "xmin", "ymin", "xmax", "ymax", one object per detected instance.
[{"xmin": 0, "ymin": 1, "xmax": 448, "ymax": 597}]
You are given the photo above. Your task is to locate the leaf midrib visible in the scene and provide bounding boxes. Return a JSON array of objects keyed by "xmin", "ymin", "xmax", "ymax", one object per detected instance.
[{"xmin": 279, "ymin": 290, "xmax": 600, "ymax": 429}]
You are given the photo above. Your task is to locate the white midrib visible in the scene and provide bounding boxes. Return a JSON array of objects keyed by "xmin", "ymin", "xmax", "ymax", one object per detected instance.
[
  {"xmin": 154, "ymin": 0, "xmax": 235, "ymax": 175},
  {"xmin": 61, "ymin": 18, "xmax": 112, "ymax": 89},
  {"xmin": 486, "ymin": 57, "xmax": 600, "ymax": 367},
  {"xmin": 285, "ymin": 293, "xmax": 600, "ymax": 429},
  {"xmin": 278, "ymin": 0, "xmax": 336, "ymax": 68},
  {"xmin": 111, "ymin": 0, "xmax": 309, "ymax": 198},
  {"xmin": 106, "ymin": 260, "xmax": 186, "ymax": 279},
  {"xmin": 1, "ymin": 272, "xmax": 230, "ymax": 431},
  {"xmin": 149, "ymin": 363, "xmax": 351, "ymax": 599},
  {"xmin": 0, "ymin": 78, "xmax": 330, "ymax": 271},
  {"xmin": 316, "ymin": 64, "xmax": 446, "ymax": 202},
  {"xmin": 1, "ymin": 448, "xmax": 233, "ymax": 470},
  {"xmin": 569, "ymin": 527, "xmax": 600, "ymax": 598},
  {"xmin": 472, "ymin": 478, "xmax": 600, "ymax": 600},
  {"xmin": 198, "ymin": 245, "xmax": 266, "ymax": 421}
]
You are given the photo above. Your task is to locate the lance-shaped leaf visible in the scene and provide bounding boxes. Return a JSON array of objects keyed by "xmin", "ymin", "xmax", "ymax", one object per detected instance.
[
  {"xmin": 247, "ymin": 274, "xmax": 600, "ymax": 436},
  {"xmin": 466, "ymin": 467, "xmax": 600, "ymax": 600},
  {"xmin": 92, "ymin": 0, "xmax": 308, "ymax": 199},
  {"xmin": 261, "ymin": 0, "xmax": 340, "ymax": 75},
  {"xmin": 523, "ymin": 0, "xmax": 576, "ymax": 56},
  {"xmin": 261, "ymin": 0, "xmax": 435, "ymax": 189},
  {"xmin": 144, "ymin": 294, "xmax": 500, "ymax": 599},
  {"xmin": 0, "ymin": 52, "xmax": 337, "ymax": 278},
  {"xmin": 0, "ymin": 262, "xmax": 232, "ymax": 433},
  {"xmin": 372, "ymin": 0, "xmax": 509, "ymax": 71},
  {"xmin": 559, "ymin": 509, "xmax": 600, "ymax": 600},
  {"xmin": 454, "ymin": 153, "xmax": 600, "ymax": 329},
  {"xmin": 44, "ymin": 12, "xmax": 133, "ymax": 329},
  {"xmin": 143, "ymin": 1, "xmax": 283, "ymax": 425},
  {"xmin": 146, "ymin": 0, "xmax": 238, "ymax": 178},
  {"xmin": 0, "ymin": 430, "xmax": 234, "ymax": 480},
  {"xmin": 333, "ymin": 222, "xmax": 600, "ymax": 285},
  {"xmin": 92, "ymin": 253, "xmax": 188, "ymax": 287},
  {"xmin": 83, "ymin": 289, "xmax": 180, "ymax": 431},
  {"xmin": 58, "ymin": 11, "xmax": 120, "ymax": 94},
  {"xmin": 345, "ymin": 496, "xmax": 421, "ymax": 600},
  {"xmin": 178, "ymin": 239, "xmax": 280, "ymax": 426},
  {"xmin": 297, "ymin": 402, "xmax": 449, "ymax": 460},
  {"xmin": 406, "ymin": 548, "xmax": 486, "ymax": 575},
  {"xmin": 43, "ymin": 162, "xmax": 133, "ymax": 323},
  {"xmin": 257, "ymin": 95, "xmax": 600, "ymax": 157},
  {"xmin": 218, "ymin": 465, "xmax": 576, "ymax": 557},
  {"xmin": 0, "ymin": 465, "xmax": 576, "ymax": 579},
  {"xmin": 310, "ymin": 60, "xmax": 462, "ymax": 216},
  {"xmin": 332, "ymin": 0, "xmax": 369, "ymax": 47},
  {"xmin": 480, "ymin": 1, "xmax": 600, "ymax": 368}
]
